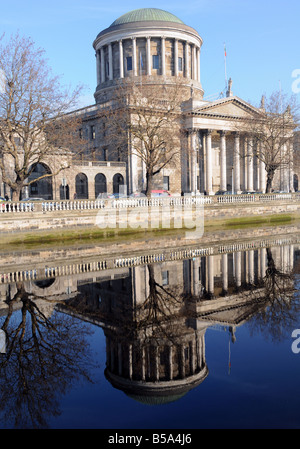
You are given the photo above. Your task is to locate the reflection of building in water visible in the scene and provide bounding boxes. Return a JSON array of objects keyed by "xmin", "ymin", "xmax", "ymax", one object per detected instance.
[
  {"xmin": 103, "ymin": 320, "xmax": 209, "ymax": 404},
  {"xmin": 0, "ymin": 242, "xmax": 298, "ymax": 404}
]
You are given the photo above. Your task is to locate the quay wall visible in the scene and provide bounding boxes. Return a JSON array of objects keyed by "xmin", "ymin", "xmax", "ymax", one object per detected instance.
[{"xmin": 0, "ymin": 198, "xmax": 299, "ymax": 234}]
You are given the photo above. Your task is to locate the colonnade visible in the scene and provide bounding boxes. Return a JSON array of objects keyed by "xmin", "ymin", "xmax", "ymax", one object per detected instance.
[
  {"xmin": 95, "ymin": 36, "xmax": 201, "ymax": 85},
  {"xmin": 190, "ymin": 245, "xmax": 294, "ymax": 297},
  {"xmin": 105, "ymin": 329, "xmax": 206, "ymax": 383},
  {"xmin": 187, "ymin": 129, "xmax": 295, "ymax": 194}
]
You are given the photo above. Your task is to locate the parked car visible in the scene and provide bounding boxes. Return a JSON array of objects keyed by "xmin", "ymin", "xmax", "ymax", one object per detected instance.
[
  {"xmin": 140, "ymin": 189, "xmax": 171, "ymax": 197},
  {"xmin": 241, "ymin": 191, "xmax": 256, "ymax": 195},
  {"xmin": 112, "ymin": 193, "xmax": 128, "ymax": 199},
  {"xmin": 129, "ymin": 192, "xmax": 146, "ymax": 198},
  {"xmin": 97, "ymin": 193, "xmax": 115, "ymax": 199},
  {"xmin": 21, "ymin": 197, "xmax": 44, "ymax": 201},
  {"xmin": 215, "ymin": 190, "xmax": 228, "ymax": 195}
]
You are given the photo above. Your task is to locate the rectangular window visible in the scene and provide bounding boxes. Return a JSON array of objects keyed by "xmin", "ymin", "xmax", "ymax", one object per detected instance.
[
  {"xmin": 178, "ymin": 57, "xmax": 183, "ymax": 71},
  {"xmin": 162, "ymin": 271, "xmax": 169, "ymax": 286},
  {"xmin": 152, "ymin": 54, "xmax": 160, "ymax": 70},
  {"xmin": 163, "ymin": 176, "xmax": 169, "ymax": 191},
  {"xmin": 91, "ymin": 125, "xmax": 96, "ymax": 140},
  {"xmin": 126, "ymin": 56, "xmax": 132, "ymax": 71}
]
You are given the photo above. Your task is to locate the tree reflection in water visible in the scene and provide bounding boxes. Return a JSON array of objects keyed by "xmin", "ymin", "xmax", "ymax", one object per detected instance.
[
  {"xmin": 246, "ymin": 248, "xmax": 300, "ymax": 342},
  {"xmin": 0, "ymin": 283, "xmax": 99, "ymax": 429}
]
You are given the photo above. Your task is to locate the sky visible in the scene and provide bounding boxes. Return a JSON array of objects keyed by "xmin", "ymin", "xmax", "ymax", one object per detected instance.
[{"xmin": 1, "ymin": 0, "xmax": 300, "ymax": 108}]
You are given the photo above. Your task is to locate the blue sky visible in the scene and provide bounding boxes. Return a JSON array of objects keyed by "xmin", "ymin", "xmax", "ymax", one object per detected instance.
[{"xmin": 1, "ymin": 0, "xmax": 299, "ymax": 108}]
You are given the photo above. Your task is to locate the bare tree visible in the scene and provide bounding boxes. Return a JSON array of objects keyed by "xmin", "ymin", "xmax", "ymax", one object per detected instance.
[
  {"xmin": 0, "ymin": 33, "xmax": 84, "ymax": 201},
  {"xmin": 237, "ymin": 91, "xmax": 299, "ymax": 193},
  {"xmin": 98, "ymin": 77, "xmax": 187, "ymax": 197}
]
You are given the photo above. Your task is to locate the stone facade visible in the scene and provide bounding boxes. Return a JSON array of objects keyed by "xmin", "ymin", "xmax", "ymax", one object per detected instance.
[{"xmin": 1, "ymin": 8, "xmax": 296, "ymax": 200}]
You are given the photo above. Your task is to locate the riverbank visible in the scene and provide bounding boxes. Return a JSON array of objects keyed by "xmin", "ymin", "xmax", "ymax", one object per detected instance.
[
  {"xmin": 0, "ymin": 210, "xmax": 298, "ymax": 250},
  {"xmin": 1, "ymin": 221, "xmax": 299, "ymax": 275}
]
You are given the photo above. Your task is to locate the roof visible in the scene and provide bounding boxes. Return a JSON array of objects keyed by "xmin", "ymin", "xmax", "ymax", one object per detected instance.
[{"xmin": 110, "ymin": 8, "xmax": 185, "ymax": 27}]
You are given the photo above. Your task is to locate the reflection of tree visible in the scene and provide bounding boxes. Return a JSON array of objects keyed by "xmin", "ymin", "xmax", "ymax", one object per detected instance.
[
  {"xmin": 247, "ymin": 248, "xmax": 300, "ymax": 342},
  {"xmin": 134, "ymin": 265, "xmax": 185, "ymax": 336},
  {"xmin": 0, "ymin": 283, "xmax": 98, "ymax": 429}
]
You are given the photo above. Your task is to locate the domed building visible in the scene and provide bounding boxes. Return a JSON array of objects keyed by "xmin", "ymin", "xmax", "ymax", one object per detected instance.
[
  {"xmin": 93, "ymin": 8, "xmax": 204, "ymax": 104},
  {"xmin": 3, "ymin": 8, "xmax": 293, "ymax": 201}
]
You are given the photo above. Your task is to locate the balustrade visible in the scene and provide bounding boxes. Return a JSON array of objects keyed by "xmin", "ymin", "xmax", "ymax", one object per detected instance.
[{"xmin": 0, "ymin": 192, "xmax": 299, "ymax": 215}]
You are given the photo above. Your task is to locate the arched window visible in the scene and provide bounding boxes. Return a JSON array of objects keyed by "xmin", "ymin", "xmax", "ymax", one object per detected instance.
[
  {"xmin": 75, "ymin": 173, "xmax": 89, "ymax": 199},
  {"xmin": 95, "ymin": 173, "xmax": 107, "ymax": 198},
  {"xmin": 28, "ymin": 163, "xmax": 53, "ymax": 200},
  {"xmin": 113, "ymin": 173, "xmax": 125, "ymax": 194}
]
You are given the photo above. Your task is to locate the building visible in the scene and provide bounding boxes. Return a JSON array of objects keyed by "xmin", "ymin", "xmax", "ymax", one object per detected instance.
[{"xmin": 1, "ymin": 8, "xmax": 296, "ymax": 200}]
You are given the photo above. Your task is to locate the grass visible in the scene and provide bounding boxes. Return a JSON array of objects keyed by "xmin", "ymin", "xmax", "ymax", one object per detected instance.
[{"xmin": 0, "ymin": 212, "xmax": 298, "ymax": 251}]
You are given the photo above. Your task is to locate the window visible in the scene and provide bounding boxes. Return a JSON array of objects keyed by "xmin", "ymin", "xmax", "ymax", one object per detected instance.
[
  {"xmin": 152, "ymin": 54, "xmax": 159, "ymax": 70},
  {"xmin": 91, "ymin": 125, "xmax": 96, "ymax": 140},
  {"xmin": 126, "ymin": 56, "xmax": 132, "ymax": 71},
  {"xmin": 178, "ymin": 57, "xmax": 183, "ymax": 72},
  {"xmin": 162, "ymin": 271, "xmax": 169, "ymax": 286},
  {"xmin": 163, "ymin": 176, "xmax": 169, "ymax": 191},
  {"xmin": 79, "ymin": 128, "xmax": 83, "ymax": 139}
]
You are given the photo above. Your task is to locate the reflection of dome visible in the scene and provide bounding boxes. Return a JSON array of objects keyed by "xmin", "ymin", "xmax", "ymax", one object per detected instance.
[
  {"xmin": 126, "ymin": 392, "xmax": 187, "ymax": 406},
  {"xmin": 110, "ymin": 8, "xmax": 185, "ymax": 27},
  {"xmin": 105, "ymin": 365, "xmax": 208, "ymax": 405}
]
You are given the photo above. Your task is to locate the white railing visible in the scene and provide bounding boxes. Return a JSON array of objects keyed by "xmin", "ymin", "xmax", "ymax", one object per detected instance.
[{"xmin": 0, "ymin": 192, "xmax": 299, "ymax": 214}]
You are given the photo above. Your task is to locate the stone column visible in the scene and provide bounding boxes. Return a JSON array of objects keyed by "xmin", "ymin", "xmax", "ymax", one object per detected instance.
[
  {"xmin": 132, "ymin": 37, "xmax": 137, "ymax": 76},
  {"xmin": 185, "ymin": 41, "xmax": 190, "ymax": 79},
  {"xmin": 234, "ymin": 132, "xmax": 241, "ymax": 193},
  {"xmin": 174, "ymin": 39, "xmax": 178, "ymax": 77},
  {"xmin": 207, "ymin": 255, "xmax": 214, "ymax": 298},
  {"xmin": 100, "ymin": 47, "xmax": 105, "ymax": 83},
  {"xmin": 248, "ymin": 250, "xmax": 254, "ymax": 285},
  {"xmin": 161, "ymin": 36, "xmax": 166, "ymax": 76},
  {"xmin": 220, "ymin": 131, "xmax": 227, "ymax": 191},
  {"xmin": 128, "ymin": 344, "xmax": 133, "ymax": 380},
  {"xmin": 108, "ymin": 43, "xmax": 113, "ymax": 80},
  {"xmin": 192, "ymin": 45, "xmax": 196, "ymax": 80},
  {"xmin": 247, "ymin": 136, "xmax": 253, "ymax": 191},
  {"xmin": 259, "ymin": 142, "xmax": 266, "ymax": 192},
  {"xmin": 96, "ymin": 50, "xmax": 101, "ymax": 86},
  {"xmin": 289, "ymin": 141, "xmax": 294, "ymax": 192},
  {"xmin": 221, "ymin": 253, "xmax": 228, "ymax": 295},
  {"xmin": 260, "ymin": 247, "xmax": 266, "ymax": 279},
  {"xmin": 169, "ymin": 346, "xmax": 173, "ymax": 380},
  {"xmin": 193, "ymin": 258, "xmax": 200, "ymax": 296},
  {"xmin": 197, "ymin": 47, "xmax": 201, "ymax": 83},
  {"xmin": 146, "ymin": 36, "xmax": 151, "ymax": 76},
  {"xmin": 191, "ymin": 130, "xmax": 198, "ymax": 193},
  {"xmin": 234, "ymin": 251, "xmax": 242, "ymax": 289},
  {"xmin": 205, "ymin": 130, "xmax": 213, "ymax": 195},
  {"xmin": 119, "ymin": 40, "xmax": 124, "ymax": 78}
]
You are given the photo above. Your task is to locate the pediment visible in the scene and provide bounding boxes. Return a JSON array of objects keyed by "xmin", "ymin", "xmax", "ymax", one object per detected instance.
[{"xmin": 192, "ymin": 96, "xmax": 261, "ymax": 119}]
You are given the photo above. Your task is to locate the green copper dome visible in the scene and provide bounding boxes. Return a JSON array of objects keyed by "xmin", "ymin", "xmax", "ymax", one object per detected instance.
[{"xmin": 110, "ymin": 8, "xmax": 185, "ymax": 27}]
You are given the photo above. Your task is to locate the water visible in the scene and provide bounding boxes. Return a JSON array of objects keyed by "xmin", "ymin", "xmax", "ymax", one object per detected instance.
[{"xmin": 0, "ymin": 239, "xmax": 299, "ymax": 429}]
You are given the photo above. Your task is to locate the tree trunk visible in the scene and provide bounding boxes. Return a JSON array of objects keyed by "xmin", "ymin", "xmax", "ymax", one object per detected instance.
[
  {"xmin": 145, "ymin": 169, "xmax": 153, "ymax": 198},
  {"xmin": 11, "ymin": 178, "xmax": 23, "ymax": 201},
  {"xmin": 266, "ymin": 169, "xmax": 275, "ymax": 193}
]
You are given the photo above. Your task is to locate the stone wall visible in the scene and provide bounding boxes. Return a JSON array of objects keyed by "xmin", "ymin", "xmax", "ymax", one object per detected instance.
[{"xmin": 0, "ymin": 199, "xmax": 299, "ymax": 234}]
